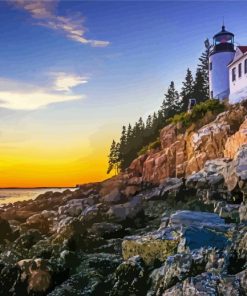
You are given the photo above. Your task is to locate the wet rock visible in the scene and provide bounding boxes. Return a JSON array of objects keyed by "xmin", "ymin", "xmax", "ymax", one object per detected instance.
[
  {"xmin": 0, "ymin": 218, "xmax": 12, "ymax": 243},
  {"xmin": 169, "ymin": 210, "xmax": 226, "ymax": 227},
  {"xmin": 214, "ymin": 201, "xmax": 240, "ymax": 222},
  {"xmin": 228, "ymin": 225, "xmax": 247, "ymax": 274},
  {"xmin": 107, "ymin": 195, "xmax": 143, "ymax": 223},
  {"xmin": 51, "ymin": 218, "xmax": 86, "ymax": 250},
  {"xmin": 58, "ymin": 199, "xmax": 85, "ymax": 217},
  {"xmin": 182, "ymin": 272, "xmax": 220, "ymax": 295},
  {"xmin": 178, "ymin": 226, "xmax": 229, "ymax": 253},
  {"xmin": 47, "ymin": 253, "xmax": 121, "ymax": 296},
  {"xmin": 122, "ymin": 227, "xmax": 179, "ymax": 265},
  {"xmin": 110, "ymin": 256, "xmax": 147, "ymax": 296},
  {"xmin": 148, "ymin": 248, "xmax": 220, "ymax": 295},
  {"xmin": 17, "ymin": 258, "xmax": 52, "ymax": 294},
  {"xmin": 22, "ymin": 212, "xmax": 52, "ymax": 234},
  {"xmin": 14, "ymin": 229, "xmax": 43, "ymax": 250},
  {"xmin": 239, "ymin": 203, "xmax": 247, "ymax": 222},
  {"xmin": 0, "ymin": 263, "xmax": 24, "ymax": 295},
  {"xmin": 101, "ymin": 188, "xmax": 123, "ymax": 204},
  {"xmin": 236, "ymin": 269, "xmax": 247, "ymax": 294},
  {"xmin": 168, "ymin": 211, "xmax": 230, "ymax": 252},
  {"xmin": 149, "ymin": 253, "xmax": 193, "ymax": 294},
  {"xmin": 88, "ymin": 222, "xmax": 124, "ymax": 239}
]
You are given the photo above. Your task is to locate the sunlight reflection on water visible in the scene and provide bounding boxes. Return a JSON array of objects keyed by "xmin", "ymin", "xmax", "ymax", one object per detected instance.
[{"xmin": 0, "ymin": 188, "xmax": 76, "ymax": 205}]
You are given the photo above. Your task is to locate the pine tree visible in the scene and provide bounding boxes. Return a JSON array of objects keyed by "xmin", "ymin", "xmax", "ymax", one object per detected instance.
[
  {"xmin": 193, "ymin": 68, "xmax": 206, "ymax": 103},
  {"xmin": 161, "ymin": 81, "xmax": 181, "ymax": 119},
  {"xmin": 107, "ymin": 140, "xmax": 118, "ymax": 174},
  {"xmin": 138, "ymin": 117, "xmax": 145, "ymax": 132},
  {"xmin": 197, "ymin": 39, "xmax": 212, "ymax": 100},
  {"xmin": 180, "ymin": 68, "xmax": 194, "ymax": 112},
  {"xmin": 126, "ymin": 124, "xmax": 133, "ymax": 143},
  {"xmin": 146, "ymin": 115, "xmax": 152, "ymax": 130}
]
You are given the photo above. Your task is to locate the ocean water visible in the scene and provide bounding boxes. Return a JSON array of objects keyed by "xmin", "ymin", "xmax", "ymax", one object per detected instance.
[{"xmin": 0, "ymin": 188, "xmax": 75, "ymax": 205}]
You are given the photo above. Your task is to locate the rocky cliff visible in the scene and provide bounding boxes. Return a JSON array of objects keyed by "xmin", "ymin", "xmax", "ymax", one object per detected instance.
[
  {"xmin": 129, "ymin": 103, "xmax": 247, "ymax": 184},
  {"xmin": 0, "ymin": 102, "xmax": 247, "ymax": 295}
]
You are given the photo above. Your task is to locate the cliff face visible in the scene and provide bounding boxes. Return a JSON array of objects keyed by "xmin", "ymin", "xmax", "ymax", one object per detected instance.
[{"xmin": 128, "ymin": 104, "xmax": 247, "ymax": 184}]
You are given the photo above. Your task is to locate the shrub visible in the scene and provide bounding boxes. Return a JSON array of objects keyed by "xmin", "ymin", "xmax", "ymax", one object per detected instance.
[
  {"xmin": 138, "ymin": 138, "xmax": 161, "ymax": 156},
  {"xmin": 168, "ymin": 99, "xmax": 225, "ymax": 128}
]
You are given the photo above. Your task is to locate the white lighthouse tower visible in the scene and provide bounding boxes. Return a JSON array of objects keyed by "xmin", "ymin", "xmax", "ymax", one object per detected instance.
[{"xmin": 209, "ymin": 25, "xmax": 235, "ymax": 100}]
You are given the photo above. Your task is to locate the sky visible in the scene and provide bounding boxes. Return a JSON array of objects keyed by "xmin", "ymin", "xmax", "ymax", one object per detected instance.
[{"xmin": 0, "ymin": 0, "xmax": 247, "ymax": 187}]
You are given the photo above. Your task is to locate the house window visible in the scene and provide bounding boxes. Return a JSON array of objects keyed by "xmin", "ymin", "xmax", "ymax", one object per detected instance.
[
  {"xmin": 232, "ymin": 67, "xmax": 236, "ymax": 82},
  {"xmin": 239, "ymin": 63, "xmax": 242, "ymax": 78},
  {"xmin": 245, "ymin": 59, "xmax": 247, "ymax": 74},
  {"xmin": 209, "ymin": 62, "xmax": 212, "ymax": 71}
]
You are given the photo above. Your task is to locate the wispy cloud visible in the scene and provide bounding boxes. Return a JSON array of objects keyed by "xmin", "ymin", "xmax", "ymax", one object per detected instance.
[
  {"xmin": 10, "ymin": 0, "xmax": 110, "ymax": 47},
  {"xmin": 51, "ymin": 72, "xmax": 88, "ymax": 92},
  {"xmin": 0, "ymin": 77, "xmax": 85, "ymax": 110}
]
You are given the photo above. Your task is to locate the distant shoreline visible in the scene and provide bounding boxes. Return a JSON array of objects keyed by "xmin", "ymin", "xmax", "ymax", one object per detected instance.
[{"xmin": 0, "ymin": 187, "xmax": 76, "ymax": 190}]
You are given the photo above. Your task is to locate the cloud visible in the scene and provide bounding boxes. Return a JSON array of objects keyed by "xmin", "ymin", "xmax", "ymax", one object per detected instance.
[
  {"xmin": 0, "ymin": 77, "xmax": 85, "ymax": 110},
  {"xmin": 51, "ymin": 72, "xmax": 88, "ymax": 92},
  {"xmin": 10, "ymin": 0, "xmax": 110, "ymax": 47}
]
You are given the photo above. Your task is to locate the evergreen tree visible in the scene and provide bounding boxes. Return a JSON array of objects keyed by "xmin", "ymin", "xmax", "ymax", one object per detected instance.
[
  {"xmin": 138, "ymin": 117, "xmax": 145, "ymax": 132},
  {"xmin": 180, "ymin": 68, "xmax": 194, "ymax": 112},
  {"xmin": 107, "ymin": 140, "xmax": 119, "ymax": 174},
  {"xmin": 193, "ymin": 68, "xmax": 206, "ymax": 103},
  {"xmin": 119, "ymin": 126, "xmax": 127, "ymax": 152},
  {"xmin": 161, "ymin": 81, "xmax": 181, "ymax": 119},
  {"xmin": 126, "ymin": 124, "xmax": 133, "ymax": 143},
  {"xmin": 197, "ymin": 39, "xmax": 212, "ymax": 100},
  {"xmin": 146, "ymin": 115, "xmax": 152, "ymax": 130}
]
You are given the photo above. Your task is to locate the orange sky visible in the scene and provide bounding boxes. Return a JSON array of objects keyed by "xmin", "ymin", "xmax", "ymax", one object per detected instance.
[{"xmin": 0, "ymin": 126, "xmax": 115, "ymax": 188}]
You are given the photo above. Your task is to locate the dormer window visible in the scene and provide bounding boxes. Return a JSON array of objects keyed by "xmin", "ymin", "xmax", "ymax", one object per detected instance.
[
  {"xmin": 245, "ymin": 59, "xmax": 247, "ymax": 74},
  {"xmin": 232, "ymin": 67, "xmax": 236, "ymax": 82},
  {"xmin": 239, "ymin": 63, "xmax": 242, "ymax": 78}
]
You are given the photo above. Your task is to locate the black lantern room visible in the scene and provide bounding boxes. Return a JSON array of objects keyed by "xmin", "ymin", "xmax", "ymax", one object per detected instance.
[{"xmin": 211, "ymin": 25, "xmax": 235, "ymax": 55}]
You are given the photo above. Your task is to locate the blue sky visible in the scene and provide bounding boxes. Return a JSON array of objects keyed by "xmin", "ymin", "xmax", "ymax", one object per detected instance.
[{"xmin": 0, "ymin": 0, "xmax": 247, "ymax": 186}]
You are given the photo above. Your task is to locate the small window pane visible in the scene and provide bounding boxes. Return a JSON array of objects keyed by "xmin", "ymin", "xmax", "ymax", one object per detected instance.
[
  {"xmin": 239, "ymin": 63, "xmax": 242, "ymax": 78},
  {"xmin": 245, "ymin": 59, "xmax": 247, "ymax": 74},
  {"xmin": 232, "ymin": 68, "xmax": 236, "ymax": 82}
]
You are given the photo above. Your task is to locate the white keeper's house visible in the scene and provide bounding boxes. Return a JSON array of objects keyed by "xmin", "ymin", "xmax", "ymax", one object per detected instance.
[{"xmin": 209, "ymin": 25, "xmax": 247, "ymax": 104}]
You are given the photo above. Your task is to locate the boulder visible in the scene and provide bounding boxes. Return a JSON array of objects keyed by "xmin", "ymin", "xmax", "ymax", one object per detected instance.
[
  {"xmin": 239, "ymin": 203, "xmax": 247, "ymax": 222},
  {"xmin": 122, "ymin": 227, "xmax": 180, "ymax": 265},
  {"xmin": 236, "ymin": 269, "xmax": 247, "ymax": 294},
  {"xmin": 0, "ymin": 218, "xmax": 12, "ymax": 243},
  {"xmin": 149, "ymin": 253, "xmax": 193, "ymax": 294},
  {"xmin": 169, "ymin": 211, "xmax": 230, "ymax": 252},
  {"xmin": 17, "ymin": 258, "xmax": 52, "ymax": 293},
  {"xmin": 101, "ymin": 188, "xmax": 123, "ymax": 204},
  {"xmin": 107, "ymin": 196, "xmax": 143, "ymax": 222},
  {"xmin": 88, "ymin": 222, "xmax": 124, "ymax": 239},
  {"xmin": 58, "ymin": 199, "xmax": 85, "ymax": 217},
  {"xmin": 22, "ymin": 212, "xmax": 52, "ymax": 234},
  {"xmin": 214, "ymin": 201, "xmax": 240, "ymax": 222},
  {"xmin": 169, "ymin": 210, "xmax": 226, "ymax": 228},
  {"xmin": 224, "ymin": 117, "xmax": 247, "ymax": 159},
  {"xmin": 110, "ymin": 256, "xmax": 147, "ymax": 296}
]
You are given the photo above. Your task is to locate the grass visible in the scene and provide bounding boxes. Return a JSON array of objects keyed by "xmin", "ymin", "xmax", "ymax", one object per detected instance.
[
  {"xmin": 138, "ymin": 138, "xmax": 161, "ymax": 156},
  {"xmin": 168, "ymin": 99, "xmax": 226, "ymax": 129}
]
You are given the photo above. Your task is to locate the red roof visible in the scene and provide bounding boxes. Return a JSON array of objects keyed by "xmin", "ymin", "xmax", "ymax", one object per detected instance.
[{"xmin": 238, "ymin": 46, "xmax": 247, "ymax": 54}]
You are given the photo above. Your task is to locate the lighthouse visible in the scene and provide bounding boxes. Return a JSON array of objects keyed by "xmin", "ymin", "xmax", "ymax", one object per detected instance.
[{"xmin": 209, "ymin": 25, "xmax": 235, "ymax": 100}]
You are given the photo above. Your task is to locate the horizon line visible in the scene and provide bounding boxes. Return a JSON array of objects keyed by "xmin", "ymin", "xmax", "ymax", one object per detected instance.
[{"xmin": 0, "ymin": 186, "xmax": 77, "ymax": 189}]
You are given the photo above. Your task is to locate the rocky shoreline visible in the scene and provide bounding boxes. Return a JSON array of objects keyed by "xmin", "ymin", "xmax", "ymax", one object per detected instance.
[{"xmin": 0, "ymin": 104, "xmax": 247, "ymax": 295}]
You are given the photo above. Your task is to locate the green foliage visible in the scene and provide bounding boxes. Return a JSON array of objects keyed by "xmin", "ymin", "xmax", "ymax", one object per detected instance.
[
  {"xmin": 180, "ymin": 68, "xmax": 194, "ymax": 112},
  {"xmin": 169, "ymin": 99, "xmax": 225, "ymax": 128},
  {"xmin": 107, "ymin": 40, "xmax": 214, "ymax": 173},
  {"xmin": 138, "ymin": 138, "xmax": 161, "ymax": 156}
]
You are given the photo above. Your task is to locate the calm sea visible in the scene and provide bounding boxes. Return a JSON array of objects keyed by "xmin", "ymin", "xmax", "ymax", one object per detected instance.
[{"xmin": 0, "ymin": 188, "xmax": 76, "ymax": 205}]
